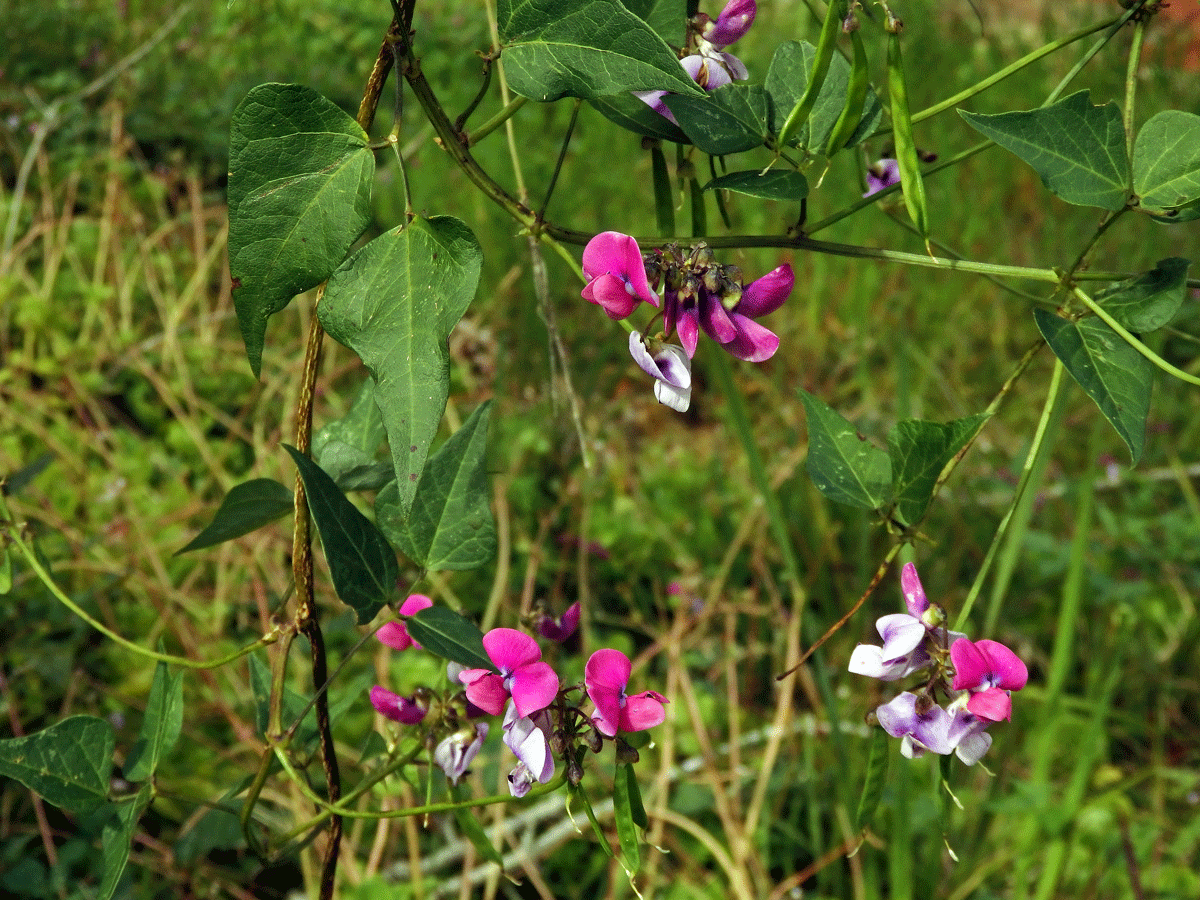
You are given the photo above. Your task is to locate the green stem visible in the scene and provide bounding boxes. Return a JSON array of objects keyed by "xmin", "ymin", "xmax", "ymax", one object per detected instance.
[
  {"xmin": 956, "ymin": 359, "xmax": 1066, "ymax": 632},
  {"xmin": 1073, "ymin": 287, "xmax": 1200, "ymax": 387},
  {"xmin": 466, "ymin": 95, "xmax": 528, "ymax": 146},
  {"xmin": 0, "ymin": 519, "xmax": 278, "ymax": 669}
]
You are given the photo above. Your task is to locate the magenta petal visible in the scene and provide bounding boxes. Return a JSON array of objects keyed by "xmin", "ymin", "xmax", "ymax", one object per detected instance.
[
  {"xmin": 483, "ymin": 628, "xmax": 542, "ymax": 672},
  {"xmin": 975, "ymin": 639, "xmax": 1029, "ymax": 691},
  {"xmin": 377, "ymin": 621, "xmax": 414, "ymax": 652},
  {"xmin": 899, "ymin": 563, "xmax": 929, "ymax": 617},
  {"xmin": 620, "ymin": 691, "xmax": 668, "ymax": 732},
  {"xmin": 509, "ymin": 661, "xmax": 560, "ymax": 718},
  {"xmin": 460, "ymin": 670, "xmax": 509, "ymax": 716},
  {"xmin": 700, "ymin": 295, "xmax": 738, "ymax": 343},
  {"xmin": 950, "ymin": 638, "xmax": 989, "ymax": 691},
  {"xmin": 399, "ymin": 594, "xmax": 434, "ymax": 616},
  {"xmin": 589, "ymin": 685, "xmax": 623, "ymax": 737},
  {"xmin": 736, "ymin": 265, "xmax": 793, "ymax": 318},
  {"xmin": 722, "ymin": 313, "xmax": 779, "ymax": 362},
  {"xmin": 705, "ymin": 0, "xmax": 756, "ymax": 47},
  {"xmin": 370, "ymin": 686, "xmax": 426, "ymax": 724},
  {"xmin": 582, "ymin": 232, "xmax": 632, "ymax": 280},
  {"xmin": 676, "ymin": 308, "xmax": 699, "ymax": 358},
  {"xmin": 967, "ymin": 688, "xmax": 1012, "ymax": 722},
  {"xmin": 584, "ymin": 273, "xmax": 639, "ymax": 320},
  {"xmin": 585, "ymin": 648, "xmax": 632, "ymax": 692}
]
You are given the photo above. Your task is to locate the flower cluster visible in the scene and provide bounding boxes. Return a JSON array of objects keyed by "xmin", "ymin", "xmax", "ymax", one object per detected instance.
[
  {"xmin": 581, "ymin": 231, "xmax": 794, "ymax": 412},
  {"xmin": 635, "ymin": 0, "xmax": 757, "ymax": 122},
  {"xmin": 849, "ymin": 564, "xmax": 1028, "ymax": 764},
  {"xmin": 370, "ymin": 596, "xmax": 668, "ymax": 797}
]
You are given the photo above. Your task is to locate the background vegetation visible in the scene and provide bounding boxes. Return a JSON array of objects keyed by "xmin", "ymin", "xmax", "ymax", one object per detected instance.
[{"xmin": 2, "ymin": 1, "xmax": 1198, "ymax": 898}]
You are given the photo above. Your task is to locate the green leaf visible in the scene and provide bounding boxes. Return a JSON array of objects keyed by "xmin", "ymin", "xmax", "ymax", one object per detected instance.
[
  {"xmin": 403, "ymin": 606, "xmax": 492, "ymax": 671},
  {"xmin": 1034, "ymin": 310, "xmax": 1152, "ymax": 465},
  {"xmin": 588, "ymin": 92, "xmax": 691, "ymax": 143},
  {"xmin": 613, "ymin": 763, "xmax": 642, "ymax": 875},
  {"xmin": 176, "ymin": 478, "xmax": 293, "ymax": 554},
  {"xmin": 887, "ymin": 414, "xmax": 987, "ymax": 528},
  {"xmin": 800, "ymin": 391, "xmax": 891, "ymax": 511},
  {"xmin": 0, "ymin": 546, "xmax": 11, "ymax": 594},
  {"xmin": 664, "ymin": 83, "xmax": 770, "ymax": 156},
  {"xmin": 960, "ymin": 91, "xmax": 1128, "ymax": 210},
  {"xmin": 98, "ymin": 785, "xmax": 153, "ymax": 900},
  {"xmin": 285, "ymin": 445, "xmax": 398, "ymax": 623},
  {"xmin": 765, "ymin": 41, "xmax": 883, "ymax": 152},
  {"xmin": 123, "ymin": 662, "xmax": 183, "ymax": 782},
  {"xmin": 1095, "ymin": 257, "xmax": 1191, "ymax": 332},
  {"xmin": 319, "ymin": 216, "xmax": 483, "ymax": 519},
  {"xmin": 703, "ymin": 169, "xmax": 808, "ymax": 201},
  {"xmin": 1133, "ymin": 109, "xmax": 1200, "ymax": 216},
  {"xmin": 377, "ymin": 401, "xmax": 497, "ymax": 572},
  {"xmin": 0, "ymin": 716, "xmax": 114, "ymax": 815},
  {"xmin": 497, "ymin": 0, "xmax": 704, "ymax": 102},
  {"xmin": 313, "ymin": 377, "xmax": 394, "ymax": 492},
  {"xmin": 228, "ymin": 84, "xmax": 374, "ymax": 376},
  {"xmin": 854, "ymin": 727, "xmax": 890, "ymax": 832},
  {"xmin": 449, "ymin": 783, "xmax": 505, "ymax": 865},
  {"xmin": 620, "ymin": 0, "xmax": 687, "ymax": 46}
]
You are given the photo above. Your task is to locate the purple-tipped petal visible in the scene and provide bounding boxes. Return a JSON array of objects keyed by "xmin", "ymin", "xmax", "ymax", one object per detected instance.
[
  {"xmin": 876, "ymin": 692, "xmax": 956, "ymax": 755},
  {"xmin": 719, "ymin": 51, "xmax": 749, "ymax": 81},
  {"xmin": 633, "ymin": 89, "xmax": 675, "ymax": 123},
  {"xmin": 864, "ymin": 158, "xmax": 901, "ymax": 197},
  {"xmin": 503, "ymin": 705, "xmax": 554, "ymax": 784},
  {"xmin": 435, "ymin": 723, "xmax": 488, "ymax": 784},
  {"xmin": 370, "ymin": 686, "xmax": 427, "ymax": 724},
  {"xmin": 509, "ymin": 661, "xmax": 560, "ymax": 718},
  {"xmin": 621, "ymin": 690, "xmax": 669, "ymax": 733},
  {"xmin": 700, "ymin": 294, "xmax": 739, "ymax": 344},
  {"xmin": 899, "ymin": 563, "xmax": 929, "ymax": 617},
  {"xmin": 538, "ymin": 601, "xmax": 581, "ymax": 643},
  {"xmin": 722, "ymin": 313, "xmax": 779, "ymax": 362},
  {"xmin": 704, "ymin": 0, "xmax": 756, "ymax": 47},
  {"xmin": 736, "ymin": 265, "xmax": 794, "ymax": 318}
]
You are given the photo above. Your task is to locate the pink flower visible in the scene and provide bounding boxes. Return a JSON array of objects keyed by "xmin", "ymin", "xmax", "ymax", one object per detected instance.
[
  {"xmin": 376, "ymin": 594, "xmax": 434, "ymax": 651},
  {"xmin": 950, "ymin": 638, "xmax": 1028, "ymax": 722},
  {"xmin": 537, "ymin": 602, "xmax": 581, "ymax": 643},
  {"xmin": 458, "ymin": 628, "xmax": 560, "ymax": 718},
  {"xmin": 582, "ymin": 232, "xmax": 659, "ymax": 320},
  {"xmin": 369, "ymin": 685, "xmax": 428, "ymax": 724},
  {"xmin": 584, "ymin": 649, "xmax": 668, "ymax": 738}
]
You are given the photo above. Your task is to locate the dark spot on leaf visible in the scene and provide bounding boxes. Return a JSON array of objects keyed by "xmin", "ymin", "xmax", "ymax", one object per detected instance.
[
  {"xmin": 231, "ymin": 277, "xmax": 242, "ymax": 289},
  {"xmin": 410, "ymin": 445, "xmax": 417, "ymax": 452},
  {"xmin": 409, "ymin": 474, "xmax": 418, "ymax": 481}
]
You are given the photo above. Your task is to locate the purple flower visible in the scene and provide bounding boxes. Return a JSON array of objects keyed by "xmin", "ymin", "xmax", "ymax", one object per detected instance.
[
  {"xmin": 629, "ymin": 332, "xmax": 692, "ymax": 412},
  {"xmin": 458, "ymin": 628, "xmax": 560, "ymax": 718},
  {"xmin": 582, "ymin": 232, "xmax": 659, "ymax": 320},
  {"xmin": 369, "ymin": 685, "xmax": 428, "ymax": 724},
  {"xmin": 376, "ymin": 594, "xmax": 435, "ymax": 651},
  {"xmin": 701, "ymin": 0, "xmax": 756, "ymax": 48},
  {"xmin": 434, "ymin": 723, "xmax": 488, "ymax": 784},
  {"xmin": 864, "ymin": 158, "xmax": 901, "ymax": 197},
  {"xmin": 899, "ymin": 562, "xmax": 929, "ymax": 618},
  {"xmin": 876, "ymin": 693, "xmax": 992, "ymax": 765},
  {"xmin": 537, "ymin": 601, "xmax": 581, "ymax": 643},
  {"xmin": 502, "ymin": 701, "xmax": 555, "ymax": 797},
  {"xmin": 635, "ymin": 48, "xmax": 745, "ymax": 123},
  {"xmin": 666, "ymin": 263, "xmax": 794, "ymax": 361},
  {"xmin": 950, "ymin": 638, "xmax": 1028, "ymax": 722},
  {"xmin": 584, "ymin": 649, "xmax": 669, "ymax": 738}
]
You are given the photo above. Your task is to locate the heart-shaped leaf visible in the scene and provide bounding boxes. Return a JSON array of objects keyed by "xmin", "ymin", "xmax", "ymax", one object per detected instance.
[
  {"xmin": 960, "ymin": 91, "xmax": 1128, "ymax": 210},
  {"xmin": 177, "ymin": 478, "xmax": 294, "ymax": 554},
  {"xmin": 228, "ymin": 84, "xmax": 374, "ymax": 376},
  {"xmin": 285, "ymin": 445, "xmax": 398, "ymax": 623},
  {"xmin": 1094, "ymin": 257, "xmax": 1191, "ymax": 333},
  {"xmin": 1034, "ymin": 309, "xmax": 1152, "ymax": 464},
  {"xmin": 497, "ymin": 0, "xmax": 703, "ymax": 102},
  {"xmin": 887, "ymin": 415, "xmax": 987, "ymax": 528},
  {"xmin": 377, "ymin": 401, "xmax": 497, "ymax": 572},
  {"xmin": 0, "ymin": 716, "xmax": 114, "ymax": 815},
  {"xmin": 1133, "ymin": 110, "xmax": 1200, "ymax": 220},
  {"xmin": 801, "ymin": 391, "xmax": 891, "ymax": 511},
  {"xmin": 319, "ymin": 216, "xmax": 483, "ymax": 518}
]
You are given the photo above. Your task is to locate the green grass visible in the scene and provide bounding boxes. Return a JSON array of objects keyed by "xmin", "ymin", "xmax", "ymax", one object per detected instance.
[{"xmin": 2, "ymin": 1, "xmax": 1200, "ymax": 898}]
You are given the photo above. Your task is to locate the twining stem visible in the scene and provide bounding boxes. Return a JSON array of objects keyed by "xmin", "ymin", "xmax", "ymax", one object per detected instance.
[
  {"xmin": 956, "ymin": 359, "xmax": 1067, "ymax": 632},
  {"xmin": 1073, "ymin": 287, "xmax": 1200, "ymax": 388}
]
